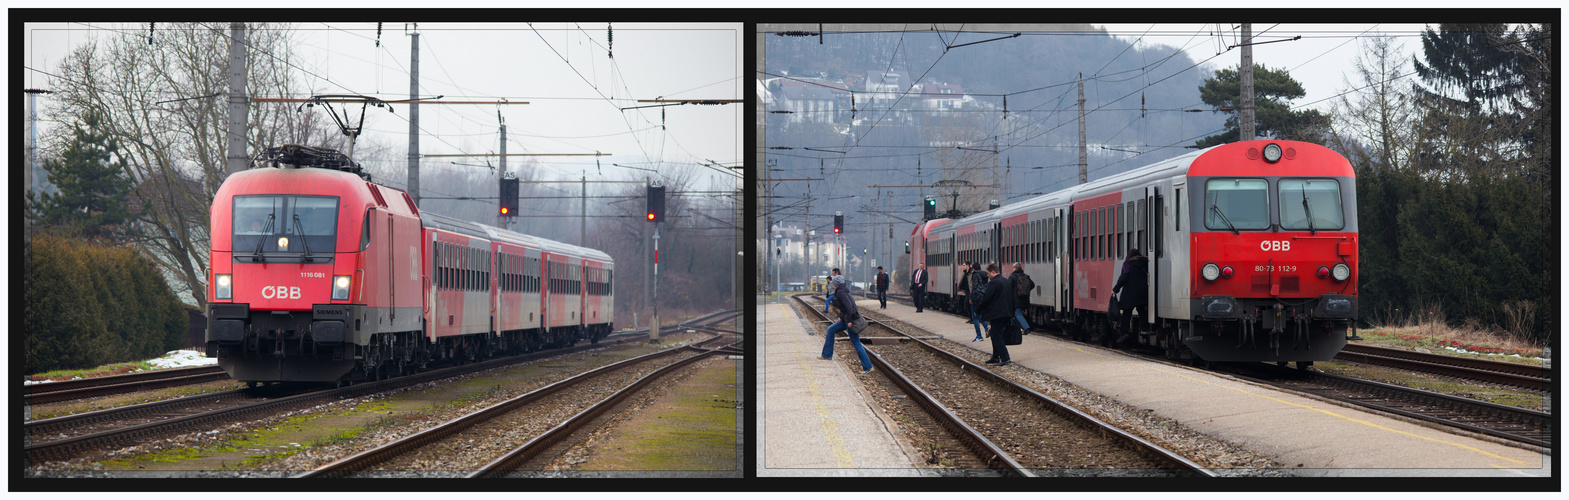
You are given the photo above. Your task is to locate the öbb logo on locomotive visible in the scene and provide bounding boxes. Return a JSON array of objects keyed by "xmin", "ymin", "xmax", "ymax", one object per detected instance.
[
  {"xmin": 906, "ymin": 140, "xmax": 1358, "ymax": 367},
  {"xmin": 204, "ymin": 144, "xmax": 615, "ymax": 384}
]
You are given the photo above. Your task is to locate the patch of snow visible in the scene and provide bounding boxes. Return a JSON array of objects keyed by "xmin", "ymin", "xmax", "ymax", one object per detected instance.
[{"xmin": 147, "ymin": 349, "xmax": 219, "ymax": 368}]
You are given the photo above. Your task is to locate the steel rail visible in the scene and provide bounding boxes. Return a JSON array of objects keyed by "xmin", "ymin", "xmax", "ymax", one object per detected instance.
[
  {"xmin": 793, "ymin": 295, "xmax": 1033, "ymax": 476},
  {"xmin": 25, "ymin": 330, "xmax": 652, "ymax": 465},
  {"xmin": 24, "ymin": 369, "xmax": 237, "ymax": 405},
  {"xmin": 811, "ymin": 295, "xmax": 1217, "ymax": 476},
  {"xmin": 297, "ymin": 334, "xmax": 722, "ymax": 477},
  {"xmin": 25, "ymin": 366, "xmax": 227, "ymax": 397},
  {"xmin": 1337, "ymin": 343, "xmax": 1546, "ymax": 390},
  {"xmin": 470, "ymin": 342, "xmax": 734, "ymax": 477},
  {"xmin": 1238, "ymin": 364, "xmax": 1549, "ymax": 448}
]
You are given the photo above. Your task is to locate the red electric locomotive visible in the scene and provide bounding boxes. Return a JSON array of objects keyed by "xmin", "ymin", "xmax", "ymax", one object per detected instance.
[
  {"xmin": 910, "ymin": 140, "xmax": 1357, "ymax": 366},
  {"xmin": 207, "ymin": 146, "xmax": 614, "ymax": 383}
]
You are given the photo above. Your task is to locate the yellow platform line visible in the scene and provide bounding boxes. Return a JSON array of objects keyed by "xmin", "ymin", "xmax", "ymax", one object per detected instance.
[
  {"xmin": 1041, "ymin": 337, "xmax": 1529, "ymax": 467},
  {"xmin": 779, "ymin": 303, "xmax": 855, "ymax": 468}
]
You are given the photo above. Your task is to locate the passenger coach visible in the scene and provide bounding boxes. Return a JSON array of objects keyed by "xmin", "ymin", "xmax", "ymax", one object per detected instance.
[{"xmin": 911, "ymin": 140, "xmax": 1357, "ymax": 366}]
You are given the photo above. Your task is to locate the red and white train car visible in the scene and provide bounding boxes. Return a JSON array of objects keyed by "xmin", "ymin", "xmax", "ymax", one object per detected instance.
[
  {"xmin": 207, "ymin": 150, "xmax": 614, "ymax": 383},
  {"xmin": 911, "ymin": 140, "xmax": 1358, "ymax": 365}
]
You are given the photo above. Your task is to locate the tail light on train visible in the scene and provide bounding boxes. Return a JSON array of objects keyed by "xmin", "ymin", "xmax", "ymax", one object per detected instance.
[
  {"xmin": 1222, "ymin": 266, "xmax": 1234, "ymax": 279},
  {"xmin": 216, "ymin": 274, "xmax": 232, "ymax": 299},
  {"xmin": 1318, "ymin": 266, "xmax": 1330, "ymax": 279},
  {"xmin": 332, "ymin": 275, "xmax": 352, "ymax": 300}
]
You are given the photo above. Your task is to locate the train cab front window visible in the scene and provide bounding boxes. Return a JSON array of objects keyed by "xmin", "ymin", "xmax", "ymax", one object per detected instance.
[
  {"xmin": 233, "ymin": 195, "xmax": 340, "ymax": 258},
  {"xmin": 1278, "ymin": 179, "xmax": 1345, "ymax": 231},
  {"xmin": 1204, "ymin": 179, "xmax": 1270, "ymax": 231}
]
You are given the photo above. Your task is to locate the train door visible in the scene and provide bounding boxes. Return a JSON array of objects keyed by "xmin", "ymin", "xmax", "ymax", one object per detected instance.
[
  {"xmin": 1144, "ymin": 186, "xmax": 1161, "ymax": 330},
  {"xmin": 1066, "ymin": 204, "xmax": 1075, "ymax": 316},
  {"xmin": 388, "ymin": 212, "xmax": 395, "ymax": 322}
]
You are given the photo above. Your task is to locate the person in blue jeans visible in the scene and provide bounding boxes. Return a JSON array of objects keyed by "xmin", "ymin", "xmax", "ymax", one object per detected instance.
[
  {"xmin": 1009, "ymin": 262, "xmax": 1032, "ymax": 332},
  {"xmin": 819, "ymin": 275, "xmax": 873, "ymax": 374},
  {"xmin": 966, "ymin": 262, "xmax": 989, "ymax": 342}
]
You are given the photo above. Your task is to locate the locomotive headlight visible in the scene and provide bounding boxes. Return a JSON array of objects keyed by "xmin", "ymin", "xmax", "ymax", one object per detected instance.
[
  {"xmin": 1202, "ymin": 263, "xmax": 1220, "ymax": 281},
  {"xmin": 332, "ymin": 275, "xmax": 352, "ymax": 301},
  {"xmin": 1262, "ymin": 143, "xmax": 1283, "ymax": 163},
  {"xmin": 216, "ymin": 274, "xmax": 232, "ymax": 300},
  {"xmin": 278, "ymin": 236, "xmax": 290, "ymax": 250},
  {"xmin": 1332, "ymin": 263, "xmax": 1351, "ymax": 282}
]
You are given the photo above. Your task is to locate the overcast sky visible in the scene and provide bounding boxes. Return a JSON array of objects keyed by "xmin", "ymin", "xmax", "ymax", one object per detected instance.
[{"xmin": 22, "ymin": 21, "xmax": 743, "ymax": 191}]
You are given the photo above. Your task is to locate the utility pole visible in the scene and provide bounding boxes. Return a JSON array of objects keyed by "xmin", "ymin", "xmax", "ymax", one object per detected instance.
[
  {"xmin": 227, "ymin": 22, "xmax": 248, "ymax": 177},
  {"xmin": 1240, "ymin": 23, "xmax": 1255, "ymax": 141},
  {"xmin": 1078, "ymin": 74, "xmax": 1087, "ymax": 185},
  {"xmin": 581, "ymin": 172, "xmax": 587, "ymax": 247},
  {"xmin": 498, "ymin": 113, "xmax": 507, "ymax": 228},
  {"xmin": 407, "ymin": 24, "xmax": 421, "ymax": 204}
]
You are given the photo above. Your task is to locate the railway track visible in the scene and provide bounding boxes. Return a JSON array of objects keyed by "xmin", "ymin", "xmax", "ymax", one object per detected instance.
[
  {"xmin": 872, "ymin": 292, "xmax": 1549, "ymax": 448},
  {"xmin": 1223, "ymin": 363, "xmax": 1549, "ymax": 449},
  {"xmin": 795, "ymin": 295, "xmax": 1213, "ymax": 476},
  {"xmin": 25, "ymin": 311, "xmax": 735, "ymax": 468},
  {"xmin": 1335, "ymin": 343, "xmax": 1546, "ymax": 390},
  {"xmin": 25, "ymin": 366, "xmax": 233, "ymax": 405},
  {"xmin": 297, "ymin": 335, "xmax": 735, "ymax": 477}
]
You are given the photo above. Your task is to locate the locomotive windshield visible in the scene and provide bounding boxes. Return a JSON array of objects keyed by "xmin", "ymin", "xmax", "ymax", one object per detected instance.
[
  {"xmin": 1278, "ymin": 179, "xmax": 1345, "ymax": 230},
  {"xmin": 233, "ymin": 195, "xmax": 340, "ymax": 256},
  {"xmin": 1204, "ymin": 179, "xmax": 1270, "ymax": 230}
]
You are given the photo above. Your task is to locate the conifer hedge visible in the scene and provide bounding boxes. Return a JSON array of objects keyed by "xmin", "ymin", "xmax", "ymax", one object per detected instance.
[{"xmin": 26, "ymin": 232, "xmax": 187, "ymax": 373}]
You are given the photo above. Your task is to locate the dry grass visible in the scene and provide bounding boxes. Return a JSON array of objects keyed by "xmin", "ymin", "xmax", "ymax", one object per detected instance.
[{"xmin": 1363, "ymin": 303, "xmax": 1545, "ymax": 362}]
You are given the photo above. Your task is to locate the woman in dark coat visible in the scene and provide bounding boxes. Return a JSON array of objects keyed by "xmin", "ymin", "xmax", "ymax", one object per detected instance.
[
  {"xmin": 820, "ymin": 275, "xmax": 874, "ymax": 374},
  {"xmin": 1112, "ymin": 248, "xmax": 1149, "ymax": 344}
]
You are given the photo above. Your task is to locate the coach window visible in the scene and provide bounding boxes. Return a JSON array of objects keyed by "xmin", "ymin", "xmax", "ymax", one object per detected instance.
[
  {"xmin": 1279, "ymin": 179, "xmax": 1345, "ymax": 230},
  {"xmin": 1205, "ymin": 179, "xmax": 1270, "ymax": 230}
]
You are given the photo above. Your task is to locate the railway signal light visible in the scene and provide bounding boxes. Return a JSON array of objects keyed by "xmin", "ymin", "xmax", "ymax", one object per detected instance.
[
  {"xmin": 646, "ymin": 184, "xmax": 665, "ymax": 223},
  {"xmin": 499, "ymin": 177, "xmax": 519, "ymax": 217},
  {"xmin": 834, "ymin": 212, "xmax": 843, "ymax": 234},
  {"xmin": 924, "ymin": 197, "xmax": 937, "ymax": 220}
]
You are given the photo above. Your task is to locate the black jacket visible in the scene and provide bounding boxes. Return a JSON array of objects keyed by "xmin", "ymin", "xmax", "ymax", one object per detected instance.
[
  {"xmin": 1113, "ymin": 256, "xmax": 1149, "ymax": 308},
  {"xmin": 957, "ymin": 269, "xmax": 971, "ymax": 295},
  {"xmin": 1010, "ymin": 269, "xmax": 1031, "ymax": 301},
  {"xmin": 831, "ymin": 285, "xmax": 860, "ymax": 325},
  {"xmin": 876, "ymin": 272, "xmax": 889, "ymax": 291},
  {"xmin": 911, "ymin": 268, "xmax": 928, "ymax": 289},
  {"xmin": 974, "ymin": 273, "xmax": 1014, "ymax": 321}
]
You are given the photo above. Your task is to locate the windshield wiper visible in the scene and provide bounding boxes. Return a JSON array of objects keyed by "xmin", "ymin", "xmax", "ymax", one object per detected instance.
[
  {"xmin": 1300, "ymin": 184, "xmax": 1317, "ymax": 236},
  {"xmin": 1210, "ymin": 203, "xmax": 1239, "ymax": 235},
  {"xmin": 251, "ymin": 213, "xmax": 275, "ymax": 262},
  {"xmin": 293, "ymin": 214, "xmax": 315, "ymax": 263}
]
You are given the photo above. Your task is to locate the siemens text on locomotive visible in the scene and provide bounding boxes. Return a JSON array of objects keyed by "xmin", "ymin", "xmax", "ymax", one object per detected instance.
[
  {"xmin": 205, "ymin": 145, "xmax": 614, "ymax": 383},
  {"xmin": 909, "ymin": 140, "xmax": 1357, "ymax": 366}
]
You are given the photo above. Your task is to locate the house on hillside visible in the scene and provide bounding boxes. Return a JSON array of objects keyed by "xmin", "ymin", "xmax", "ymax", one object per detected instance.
[{"xmin": 775, "ymin": 79, "xmax": 851, "ymax": 123}]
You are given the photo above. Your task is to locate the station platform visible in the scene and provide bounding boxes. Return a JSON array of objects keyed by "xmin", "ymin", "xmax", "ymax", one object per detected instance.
[
  {"xmin": 756, "ymin": 296, "xmax": 928, "ymax": 477},
  {"xmin": 854, "ymin": 297, "xmax": 1548, "ymax": 477}
]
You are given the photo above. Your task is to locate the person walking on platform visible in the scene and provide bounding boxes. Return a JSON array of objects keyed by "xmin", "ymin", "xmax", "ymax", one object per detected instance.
[
  {"xmin": 1010, "ymin": 262, "xmax": 1033, "ymax": 333},
  {"xmin": 957, "ymin": 262, "xmax": 985, "ymax": 342},
  {"xmin": 875, "ymin": 266, "xmax": 890, "ymax": 309},
  {"xmin": 1112, "ymin": 249, "xmax": 1149, "ymax": 345},
  {"xmin": 911, "ymin": 264, "xmax": 928, "ymax": 312},
  {"xmin": 969, "ymin": 261, "xmax": 991, "ymax": 340},
  {"xmin": 822, "ymin": 268, "xmax": 840, "ymax": 313},
  {"xmin": 974, "ymin": 263, "xmax": 1015, "ymax": 366},
  {"xmin": 820, "ymin": 275, "xmax": 874, "ymax": 374}
]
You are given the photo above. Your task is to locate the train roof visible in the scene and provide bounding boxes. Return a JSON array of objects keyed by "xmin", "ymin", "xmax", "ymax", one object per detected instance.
[{"xmin": 421, "ymin": 211, "xmax": 612, "ymax": 263}]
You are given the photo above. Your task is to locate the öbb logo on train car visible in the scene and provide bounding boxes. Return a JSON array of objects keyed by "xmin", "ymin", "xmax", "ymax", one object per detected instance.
[
  {"xmin": 1260, "ymin": 240, "xmax": 1292, "ymax": 252},
  {"xmin": 261, "ymin": 286, "xmax": 302, "ymax": 299}
]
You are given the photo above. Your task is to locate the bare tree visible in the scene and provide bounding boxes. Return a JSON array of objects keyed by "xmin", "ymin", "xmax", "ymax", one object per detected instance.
[
  {"xmin": 45, "ymin": 23, "xmax": 306, "ymax": 308},
  {"xmin": 1329, "ymin": 34, "xmax": 1420, "ymax": 173}
]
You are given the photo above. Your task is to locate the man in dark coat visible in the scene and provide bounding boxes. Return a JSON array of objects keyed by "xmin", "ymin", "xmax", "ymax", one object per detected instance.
[
  {"xmin": 911, "ymin": 264, "xmax": 928, "ymax": 312},
  {"xmin": 1112, "ymin": 248, "xmax": 1149, "ymax": 344},
  {"xmin": 875, "ymin": 266, "xmax": 890, "ymax": 309},
  {"xmin": 974, "ymin": 263, "xmax": 1016, "ymax": 366}
]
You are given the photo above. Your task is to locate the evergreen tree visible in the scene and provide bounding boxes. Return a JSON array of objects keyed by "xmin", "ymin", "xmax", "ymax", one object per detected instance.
[
  {"xmin": 28, "ymin": 111, "xmax": 136, "ymax": 240},
  {"xmin": 1192, "ymin": 64, "xmax": 1330, "ymax": 148}
]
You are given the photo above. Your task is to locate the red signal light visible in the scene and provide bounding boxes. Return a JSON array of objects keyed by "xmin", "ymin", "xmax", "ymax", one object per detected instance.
[
  {"xmin": 834, "ymin": 228, "xmax": 841, "ymax": 233},
  {"xmin": 500, "ymin": 207, "xmax": 510, "ymax": 215},
  {"xmin": 647, "ymin": 213, "xmax": 656, "ymax": 220}
]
